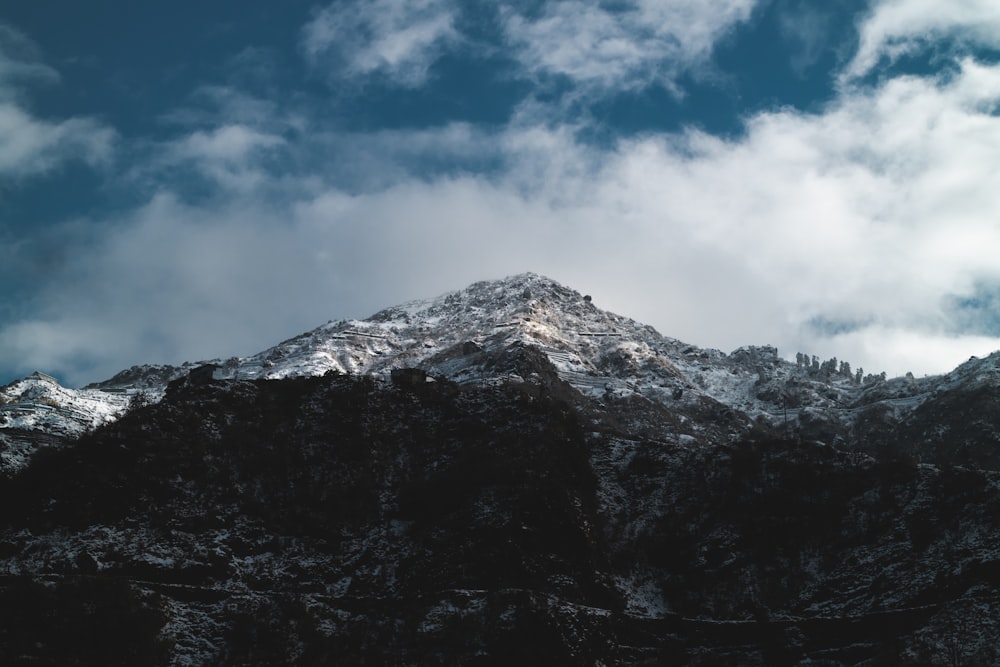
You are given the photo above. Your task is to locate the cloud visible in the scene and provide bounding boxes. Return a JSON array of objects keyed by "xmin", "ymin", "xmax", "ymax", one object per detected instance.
[
  {"xmin": 158, "ymin": 124, "xmax": 287, "ymax": 192},
  {"xmin": 845, "ymin": 0, "xmax": 1000, "ymax": 80},
  {"xmin": 501, "ymin": 0, "xmax": 759, "ymax": 92},
  {"xmin": 307, "ymin": 56, "xmax": 1000, "ymax": 378},
  {"xmin": 129, "ymin": 85, "xmax": 309, "ymax": 197},
  {"xmin": 0, "ymin": 105, "xmax": 114, "ymax": 178},
  {"xmin": 0, "ymin": 24, "xmax": 115, "ymax": 181},
  {"xmin": 0, "ymin": 24, "xmax": 58, "ymax": 95},
  {"xmin": 301, "ymin": 0, "xmax": 460, "ymax": 87},
  {"xmin": 564, "ymin": 57, "xmax": 1000, "ymax": 375},
  {"xmin": 160, "ymin": 85, "xmax": 295, "ymax": 130},
  {"xmin": 170, "ymin": 124, "xmax": 284, "ymax": 164},
  {"xmin": 9, "ymin": 56, "xmax": 1000, "ymax": 384},
  {"xmin": 298, "ymin": 0, "xmax": 761, "ymax": 95},
  {"xmin": 775, "ymin": 0, "xmax": 837, "ymax": 75},
  {"xmin": 9, "ymin": 4, "xmax": 1000, "ymax": 386},
  {"xmin": 0, "ymin": 193, "xmax": 338, "ymax": 385}
]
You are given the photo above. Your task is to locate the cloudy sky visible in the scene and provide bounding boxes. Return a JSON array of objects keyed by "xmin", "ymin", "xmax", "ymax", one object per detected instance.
[{"xmin": 2, "ymin": 0, "xmax": 1000, "ymax": 386}]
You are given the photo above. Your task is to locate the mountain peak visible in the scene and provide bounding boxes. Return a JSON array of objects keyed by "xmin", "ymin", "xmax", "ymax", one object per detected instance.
[
  {"xmin": 245, "ymin": 273, "xmax": 608, "ymax": 382},
  {"xmin": 8, "ymin": 271, "xmax": 1000, "ymax": 475},
  {"xmin": 368, "ymin": 272, "xmax": 584, "ymax": 322},
  {"xmin": 10, "ymin": 278, "xmax": 1000, "ymax": 664}
]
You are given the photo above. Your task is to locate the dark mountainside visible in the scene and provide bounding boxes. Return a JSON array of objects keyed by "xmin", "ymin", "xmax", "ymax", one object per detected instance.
[{"xmin": 3, "ymin": 274, "xmax": 1000, "ymax": 665}]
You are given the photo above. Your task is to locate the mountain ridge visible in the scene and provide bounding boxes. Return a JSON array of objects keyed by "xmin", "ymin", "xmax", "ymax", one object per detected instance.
[
  {"xmin": 5, "ymin": 274, "xmax": 1000, "ymax": 663},
  {"xmin": 4, "ymin": 272, "xmax": 1000, "ymax": 471}
]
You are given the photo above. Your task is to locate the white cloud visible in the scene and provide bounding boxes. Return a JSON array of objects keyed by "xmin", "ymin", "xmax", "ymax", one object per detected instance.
[
  {"xmin": 159, "ymin": 124, "xmax": 287, "ymax": 192},
  {"xmin": 300, "ymin": 56, "xmax": 1000, "ymax": 379},
  {"xmin": 845, "ymin": 0, "xmax": 1000, "ymax": 80},
  {"xmin": 776, "ymin": 1, "xmax": 837, "ymax": 75},
  {"xmin": 0, "ymin": 193, "xmax": 339, "ymax": 385},
  {"xmin": 555, "ymin": 58, "xmax": 1000, "ymax": 375},
  {"xmin": 301, "ymin": 0, "xmax": 459, "ymax": 87},
  {"xmin": 160, "ymin": 85, "xmax": 300, "ymax": 131},
  {"xmin": 10, "ymin": 56, "xmax": 1000, "ymax": 384},
  {"xmin": 0, "ymin": 24, "xmax": 115, "ymax": 181},
  {"xmin": 172, "ymin": 124, "xmax": 284, "ymax": 163},
  {"xmin": 10, "ymin": 4, "xmax": 1000, "ymax": 385},
  {"xmin": 0, "ymin": 104, "xmax": 114, "ymax": 177},
  {"xmin": 132, "ymin": 85, "xmax": 304, "ymax": 195},
  {"xmin": 812, "ymin": 326, "xmax": 1000, "ymax": 379},
  {"xmin": 502, "ymin": 0, "xmax": 759, "ymax": 92}
]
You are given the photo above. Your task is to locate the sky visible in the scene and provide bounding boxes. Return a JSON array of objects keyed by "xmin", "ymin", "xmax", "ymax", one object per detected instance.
[{"xmin": 2, "ymin": 0, "xmax": 1000, "ymax": 387}]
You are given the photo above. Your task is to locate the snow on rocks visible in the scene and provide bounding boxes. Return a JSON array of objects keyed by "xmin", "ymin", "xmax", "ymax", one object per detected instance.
[
  {"xmin": 0, "ymin": 372, "xmax": 136, "ymax": 471},
  {"xmin": 4, "ymin": 273, "xmax": 995, "ymax": 471}
]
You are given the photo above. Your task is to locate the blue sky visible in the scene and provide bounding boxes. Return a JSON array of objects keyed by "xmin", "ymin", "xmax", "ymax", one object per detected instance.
[{"xmin": 2, "ymin": 0, "xmax": 1000, "ymax": 386}]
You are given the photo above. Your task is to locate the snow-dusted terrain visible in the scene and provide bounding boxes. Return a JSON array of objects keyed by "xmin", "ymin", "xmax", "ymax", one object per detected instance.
[
  {"xmin": 187, "ymin": 272, "xmax": 1000, "ymax": 430},
  {"xmin": 0, "ymin": 372, "xmax": 133, "ymax": 470},
  {"xmin": 4, "ymin": 272, "xmax": 1000, "ymax": 470},
  {"xmin": 6, "ymin": 273, "xmax": 1000, "ymax": 664}
]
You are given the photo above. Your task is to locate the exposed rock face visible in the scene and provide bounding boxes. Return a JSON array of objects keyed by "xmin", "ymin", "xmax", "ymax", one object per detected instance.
[{"xmin": 3, "ymin": 274, "xmax": 1000, "ymax": 664}]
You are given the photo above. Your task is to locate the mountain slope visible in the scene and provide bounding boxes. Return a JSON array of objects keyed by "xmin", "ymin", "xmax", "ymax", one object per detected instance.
[
  {"xmin": 0, "ymin": 372, "xmax": 132, "ymax": 470},
  {"xmin": 5, "ymin": 273, "xmax": 1000, "ymax": 664},
  {"xmin": 3, "ymin": 372, "xmax": 1000, "ymax": 664}
]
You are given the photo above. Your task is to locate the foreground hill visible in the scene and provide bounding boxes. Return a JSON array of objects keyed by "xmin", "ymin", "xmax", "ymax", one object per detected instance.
[{"xmin": 3, "ymin": 372, "xmax": 1000, "ymax": 664}]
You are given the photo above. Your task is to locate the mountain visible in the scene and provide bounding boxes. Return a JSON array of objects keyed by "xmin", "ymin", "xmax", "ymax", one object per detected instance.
[
  {"xmin": 6, "ymin": 273, "xmax": 999, "ymax": 470},
  {"xmin": 0, "ymin": 371, "xmax": 132, "ymax": 470},
  {"xmin": 3, "ymin": 273, "xmax": 1000, "ymax": 665}
]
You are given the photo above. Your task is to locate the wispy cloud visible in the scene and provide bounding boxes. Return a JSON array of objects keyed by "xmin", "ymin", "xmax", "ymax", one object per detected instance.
[
  {"xmin": 0, "ymin": 24, "xmax": 58, "ymax": 93},
  {"xmin": 0, "ymin": 24, "xmax": 115, "ymax": 180},
  {"xmin": 301, "ymin": 0, "xmax": 460, "ymax": 87},
  {"xmin": 0, "ymin": 106, "xmax": 114, "ymax": 178},
  {"xmin": 776, "ymin": 0, "xmax": 837, "ymax": 76},
  {"xmin": 501, "ymin": 0, "xmax": 759, "ymax": 93},
  {"xmin": 159, "ymin": 124, "xmax": 287, "ymax": 192},
  {"xmin": 127, "ymin": 85, "xmax": 309, "ymax": 197},
  {"xmin": 160, "ymin": 85, "xmax": 296, "ymax": 131},
  {"xmin": 844, "ymin": 0, "xmax": 1000, "ymax": 80}
]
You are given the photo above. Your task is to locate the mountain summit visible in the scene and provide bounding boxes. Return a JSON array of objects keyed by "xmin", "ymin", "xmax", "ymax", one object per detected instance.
[
  {"xmin": 5, "ymin": 272, "xmax": 1000, "ymax": 470},
  {"xmin": 5, "ymin": 274, "xmax": 1000, "ymax": 664}
]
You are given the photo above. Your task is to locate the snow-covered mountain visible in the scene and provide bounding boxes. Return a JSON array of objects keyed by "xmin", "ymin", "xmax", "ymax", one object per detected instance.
[
  {"xmin": 0, "ymin": 360, "xmax": 222, "ymax": 470},
  {"xmin": 166, "ymin": 271, "xmax": 993, "ymax": 427},
  {"xmin": 4, "ymin": 272, "xmax": 1000, "ymax": 470},
  {"xmin": 148, "ymin": 272, "xmax": 1000, "ymax": 417},
  {"xmin": 8, "ymin": 273, "xmax": 1000, "ymax": 664},
  {"xmin": 0, "ymin": 372, "xmax": 132, "ymax": 470}
]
